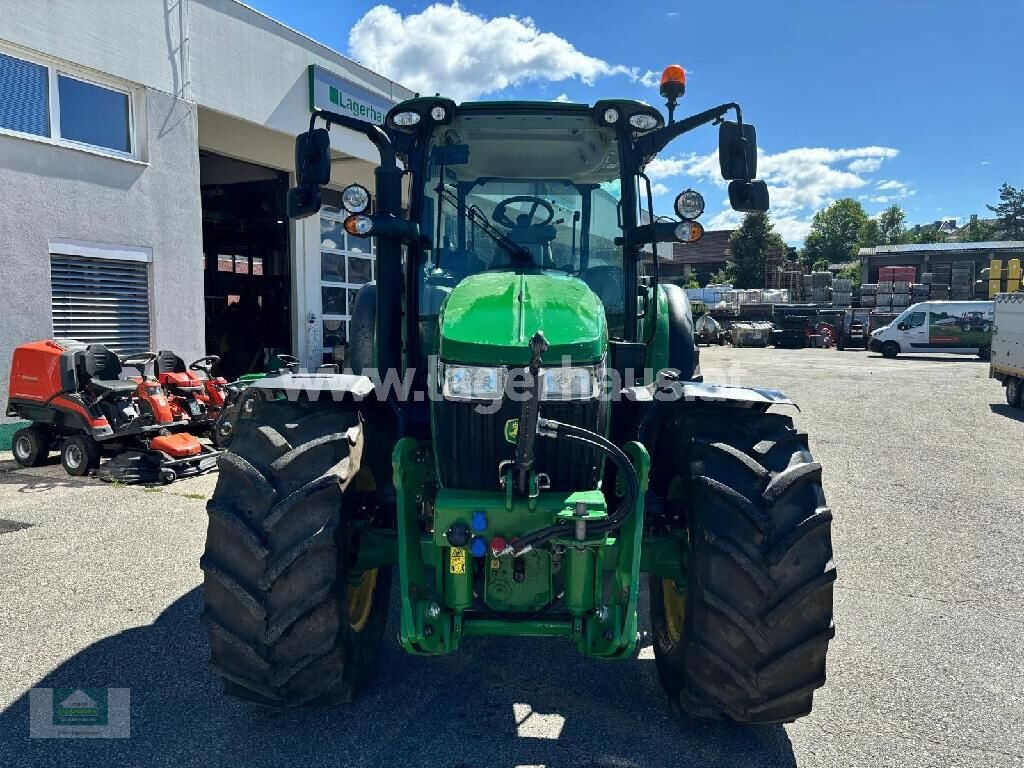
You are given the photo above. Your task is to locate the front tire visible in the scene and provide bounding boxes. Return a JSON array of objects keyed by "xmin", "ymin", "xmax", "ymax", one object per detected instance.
[
  {"xmin": 200, "ymin": 399, "xmax": 391, "ymax": 706},
  {"xmin": 881, "ymin": 341, "xmax": 899, "ymax": 358},
  {"xmin": 61, "ymin": 435, "xmax": 101, "ymax": 476},
  {"xmin": 650, "ymin": 409, "xmax": 835, "ymax": 724}
]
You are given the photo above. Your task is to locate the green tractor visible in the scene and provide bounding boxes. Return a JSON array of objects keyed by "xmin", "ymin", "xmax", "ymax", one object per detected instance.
[{"xmin": 199, "ymin": 67, "xmax": 835, "ymax": 723}]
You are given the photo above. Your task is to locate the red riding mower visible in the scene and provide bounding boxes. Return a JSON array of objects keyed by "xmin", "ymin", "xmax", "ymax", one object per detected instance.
[
  {"xmin": 6, "ymin": 340, "xmax": 220, "ymax": 483},
  {"xmin": 152, "ymin": 351, "xmax": 232, "ymax": 445}
]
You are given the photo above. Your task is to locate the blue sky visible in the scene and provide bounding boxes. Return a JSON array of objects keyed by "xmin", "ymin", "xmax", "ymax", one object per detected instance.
[{"xmin": 247, "ymin": 0, "xmax": 1023, "ymax": 244}]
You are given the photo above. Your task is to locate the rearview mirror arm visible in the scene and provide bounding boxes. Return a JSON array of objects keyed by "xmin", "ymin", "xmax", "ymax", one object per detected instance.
[
  {"xmin": 308, "ymin": 108, "xmax": 397, "ymax": 169},
  {"xmin": 634, "ymin": 102, "xmax": 743, "ymax": 160}
]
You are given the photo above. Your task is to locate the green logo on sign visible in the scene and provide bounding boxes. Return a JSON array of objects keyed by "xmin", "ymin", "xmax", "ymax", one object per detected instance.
[
  {"xmin": 53, "ymin": 688, "xmax": 108, "ymax": 726},
  {"xmin": 504, "ymin": 419, "xmax": 519, "ymax": 444},
  {"xmin": 328, "ymin": 86, "xmax": 385, "ymax": 123}
]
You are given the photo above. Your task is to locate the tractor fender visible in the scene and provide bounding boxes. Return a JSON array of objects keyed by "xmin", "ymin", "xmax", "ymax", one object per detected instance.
[
  {"xmin": 625, "ymin": 379, "xmax": 798, "ymax": 410},
  {"xmin": 662, "ymin": 284, "xmax": 700, "ymax": 382},
  {"xmin": 348, "ymin": 282, "xmax": 376, "ymax": 376},
  {"xmin": 245, "ymin": 372, "xmax": 376, "ymax": 399}
]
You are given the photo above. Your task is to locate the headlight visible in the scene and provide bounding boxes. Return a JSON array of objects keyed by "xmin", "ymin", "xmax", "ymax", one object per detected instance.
[
  {"xmin": 541, "ymin": 366, "xmax": 601, "ymax": 400},
  {"xmin": 443, "ymin": 365, "xmax": 504, "ymax": 400},
  {"xmin": 341, "ymin": 183, "xmax": 370, "ymax": 214},
  {"xmin": 390, "ymin": 110, "xmax": 421, "ymax": 127}
]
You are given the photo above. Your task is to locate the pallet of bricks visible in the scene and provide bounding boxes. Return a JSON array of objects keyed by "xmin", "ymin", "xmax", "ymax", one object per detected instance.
[
  {"xmin": 859, "ymin": 282, "xmax": 877, "ymax": 308},
  {"xmin": 832, "ymin": 278, "xmax": 852, "ymax": 307},
  {"xmin": 950, "ymin": 261, "xmax": 976, "ymax": 300},
  {"xmin": 802, "ymin": 271, "xmax": 833, "ymax": 304},
  {"xmin": 926, "ymin": 264, "xmax": 951, "ymax": 300},
  {"xmin": 874, "ymin": 266, "xmax": 916, "ymax": 311}
]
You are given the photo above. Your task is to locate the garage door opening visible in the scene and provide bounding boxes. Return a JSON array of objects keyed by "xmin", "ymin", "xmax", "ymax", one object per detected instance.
[{"xmin": 200, "ymin": 152, "xmax": 290, "ymax": 381}]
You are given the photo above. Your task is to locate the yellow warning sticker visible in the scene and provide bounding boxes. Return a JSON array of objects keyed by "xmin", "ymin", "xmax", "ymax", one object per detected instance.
[
  {"xmin": 490, "ymin": 556, "xmax": 501, "ymax": 571},
  {"xmin": 450, "ymin": 547, "xmax": 466, "ymax": 574}
]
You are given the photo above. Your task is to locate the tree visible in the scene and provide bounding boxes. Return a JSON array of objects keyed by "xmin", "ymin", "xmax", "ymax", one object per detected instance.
[
  {"xmin": 958, "ymin": 215, "xmax": 992, "ymax": 243},
  {"xmin": 905, "ymin": 225, "xmax": 947, "ymax": 244},
  {"xmin": 683, "ymin": 274, "xmax": 700, "ymax": 289},
  {"xmin": 803, "ymin": 198, "xmax": 868, "ymax": 269},
  {"xmin": 878, "ymin": 205, "xmax": 907, "ymax": 245},
  {"xmin": 987, "ymin": 183, "xmax": 1024, "ymax": 240},
  {"xmin": 706, "ymin": 263, "xmax": 736, "ymax": 286},
  {"xmin": 858, "ymin": 218, "xmax": 883, "ymax": 248},
  {"xmin": 728, "ymin": 212, "xmax": 787, "ymax": 288},
  {"xmin": 838, "ymin": 262, "xmax": 861, "ymax": 283},
  {"xmin": 812, "ymin": 259, "xmax": 829, "ymax": 272}
]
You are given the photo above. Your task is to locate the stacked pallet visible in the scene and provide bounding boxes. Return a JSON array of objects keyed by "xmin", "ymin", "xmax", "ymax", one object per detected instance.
[
  {"xmin": 802, "ymin": 271, "xmax": 832, "ymax": 303},
  {"xmin": 832, "ymin": 278, "xmax": 852, "ymax": 307},
  {"xmin": 876, "ymin": 280, "xmax": 894, "ymax": 311},
  {"xmin": 951, "ymin": 261, "xmax": 975, "ymax": 300},
  {"xmin": 860, "ymin": 283, "xmax": 877, "ymax": 308},
  {"xmin": 879, "ymin": 266, "xmax": 917, "ymax": 283},
  {"xmin": 931, "ymin": 264, "xmax": 952, "ymax": 299},
  {"xmin": 893, "ymin": 280, "xmax": 912, "ymax": 309},
  {"xmin": 911, "ymin": 283, "xmax": 929, "ymax": 301}
]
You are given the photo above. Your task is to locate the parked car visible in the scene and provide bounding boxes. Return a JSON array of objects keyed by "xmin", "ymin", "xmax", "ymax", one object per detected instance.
[{"xmin": 869, "ymin": 301, "xmax": 994, "ymax": 359}]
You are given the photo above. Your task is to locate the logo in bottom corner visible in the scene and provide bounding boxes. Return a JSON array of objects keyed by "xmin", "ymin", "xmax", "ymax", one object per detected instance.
[{"xmin": 53, "ymin": 688, "xmax": 108, "ymax": 727}]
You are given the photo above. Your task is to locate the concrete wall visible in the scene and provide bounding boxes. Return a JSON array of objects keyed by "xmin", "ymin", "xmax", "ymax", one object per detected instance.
[
  {"xmin": 188, "ymin": 0, "xmax": 412, "ymax": 163},
  {"xmin": 0, "ymin": 0, "xmax": 187, "ymax": 97},
  {"xmin": 0, "ymin": 88, "xmax": 204, "ymax": 421}
]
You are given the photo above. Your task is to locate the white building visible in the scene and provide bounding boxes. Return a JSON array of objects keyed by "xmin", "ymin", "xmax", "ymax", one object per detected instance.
[{"xmin": 0, "ymin": 0, "xmax": 412, "ymax": 440}]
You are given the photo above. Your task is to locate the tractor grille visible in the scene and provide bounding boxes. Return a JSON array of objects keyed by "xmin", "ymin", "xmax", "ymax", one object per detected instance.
[{"xmin": 435, "ymin": 398, "xmax": 607, "ymax": 491}]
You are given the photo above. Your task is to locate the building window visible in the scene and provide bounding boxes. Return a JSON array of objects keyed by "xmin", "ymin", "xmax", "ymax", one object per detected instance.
[
  {"xmin": 0, "ymin": 51, "xmax": 50, "ymax": 136},
  {"xmin": 57, "ymin": 74, "xmax": 131, "ymax": 153},
  {"xmin": 49, "ymin": 245, "xmax": 152, "ymax": 354},
  {"xmin": 0, "ymin": 46, "xmax": 138, "ymax": 158},
  {"xmin": 320, "ymin": 201, "xmax": 376, "ymax": 361}
]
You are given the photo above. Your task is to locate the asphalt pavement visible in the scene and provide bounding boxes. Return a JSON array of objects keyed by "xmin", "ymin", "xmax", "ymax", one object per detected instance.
[{"xmin": 0, "ymin": 346, "xmax": 1021, "ymax": 767}]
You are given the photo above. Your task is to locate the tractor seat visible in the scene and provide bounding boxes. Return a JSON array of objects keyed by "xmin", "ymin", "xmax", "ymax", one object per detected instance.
[
  {"xmin": 76, "ymin": 344, "xmax": 138, "ymax": 397},
  {"xmin": 155, "ymin": 350, "xmax": 187, "ymax": 375}
]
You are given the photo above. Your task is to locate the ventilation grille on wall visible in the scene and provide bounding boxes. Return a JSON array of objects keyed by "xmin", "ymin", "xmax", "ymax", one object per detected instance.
[{"xmin": 50, "ymin": 253, "xmax": 151, "ymax": 354}]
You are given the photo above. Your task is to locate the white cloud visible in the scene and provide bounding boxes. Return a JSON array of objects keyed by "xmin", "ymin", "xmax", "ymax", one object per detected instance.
[
  {"xmin": 848, "ymin": 158, "xmax": 883, "ymax": 173},
  {"xmin": 980, "ymin": 160, "xmax": 992, "ymax": 166},
  {"xmin": 649, "ymin": 182, "xmax": 670, "ymax": 197},
  {"xmin": 552, "ymin": 93, "xmax": 571, "ymax": 103},
  {"xmin": 646, "ymin": 145, "xmax": 904, "ymax": 244},
  {"xmin": 349, "ymin": 3, "xmax": 636, "ymax": 102},
  {"xmin": 667, "ymin": 11, "xmax": 679, "ymax": 17},
  {"xmin": 638, "ymin": 70, "xmax": 661, "ymax": 88}
]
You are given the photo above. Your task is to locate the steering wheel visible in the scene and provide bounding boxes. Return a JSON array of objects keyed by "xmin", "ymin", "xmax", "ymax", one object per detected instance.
[
  {"xmin": 276, "ymin": 354, "xmax": 300, "ymax": 371},
  {"xmin": 120, "ymin": 352, "xmax": 157, "ymax": 376},
  {"xmin": 492, "ymin": 196, "xmax": 555, "ymax": 230},
  {"xmin": 189, "ymin": 355, "xmax": 221, "ymax": 372}
]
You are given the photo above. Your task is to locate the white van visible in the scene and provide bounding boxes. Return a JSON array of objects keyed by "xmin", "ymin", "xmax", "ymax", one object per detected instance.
[{"xmin": 868, "ymin": 301, "xmax": 994, "ymax": 359}]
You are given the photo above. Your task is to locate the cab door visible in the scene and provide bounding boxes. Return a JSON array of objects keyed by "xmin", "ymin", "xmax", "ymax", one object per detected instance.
[{"xmin": 902, "ymin": 309, "xmax": 928, "ymax": 349}]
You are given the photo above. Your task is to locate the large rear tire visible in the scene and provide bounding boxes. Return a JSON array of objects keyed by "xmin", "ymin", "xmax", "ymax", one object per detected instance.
[
  {"xmin": 650, "ymin": 409, "xmax": 835, "ymax": 724},
  {"xmin": 1006, "ymin": 377, "xmax": 1023, "ymax": 408},
  {"xmin": 200, "ymin": 399, "xmax": 391, "ymax": 706}
]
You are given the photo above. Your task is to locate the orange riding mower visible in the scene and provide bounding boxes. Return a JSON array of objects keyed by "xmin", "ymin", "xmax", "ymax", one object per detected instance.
[
  {"xmin": 150, "ymin": 351, "xmax": 234, "ymax": 446},
  {"xmin": 6, "ymin": 340, "xmax": 221, "ymax": 483}
]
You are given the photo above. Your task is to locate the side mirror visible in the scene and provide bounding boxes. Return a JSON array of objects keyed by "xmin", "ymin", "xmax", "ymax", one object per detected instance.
[
  {"xmin": 286, "ymin": 185, "xmax": 322, "ymax": 219},
  {"xmin": 897, "ymin": 323, "xmax": 907, "ymax": 331},
  {"xmin": 728, "ymin": 180, "xmax": 770, "ymax": 212},
  {"xmin": 719, "ymin": 120, "xmax": 757, "ymax": 180},
  {"xmin": 295, "ymin": 128, "xmax": 332, "ymax": 186}
]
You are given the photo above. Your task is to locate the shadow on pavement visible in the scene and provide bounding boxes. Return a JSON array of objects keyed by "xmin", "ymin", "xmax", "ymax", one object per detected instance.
[
  {"xmin": 989, "ymin": 403, "xmax": 1024, "ymax": 422},
  {"xmin": 0, "ymin": 588, "xmax": 797, "ymax": 768}
]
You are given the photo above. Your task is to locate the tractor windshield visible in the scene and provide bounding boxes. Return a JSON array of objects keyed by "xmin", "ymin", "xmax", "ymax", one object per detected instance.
[{"xmin": 418, "ymin": 110, "xmax": 626, "ymax": 333}]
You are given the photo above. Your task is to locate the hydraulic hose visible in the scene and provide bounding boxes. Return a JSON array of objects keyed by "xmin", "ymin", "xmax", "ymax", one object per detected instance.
[{"xmin": 505, "ymin": 419, "xmax": 640, "ymax": 554}]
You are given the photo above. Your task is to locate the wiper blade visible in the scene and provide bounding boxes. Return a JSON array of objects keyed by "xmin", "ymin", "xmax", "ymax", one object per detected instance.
[{"xmin": 437, "ymin": 187, "xmax": 530, "ymax": 260}]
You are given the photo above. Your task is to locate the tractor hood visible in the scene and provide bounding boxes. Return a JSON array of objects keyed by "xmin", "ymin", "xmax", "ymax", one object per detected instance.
[{"xmin": 438, "ymin": 270, "xmax": 607, "ymax": 366}]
